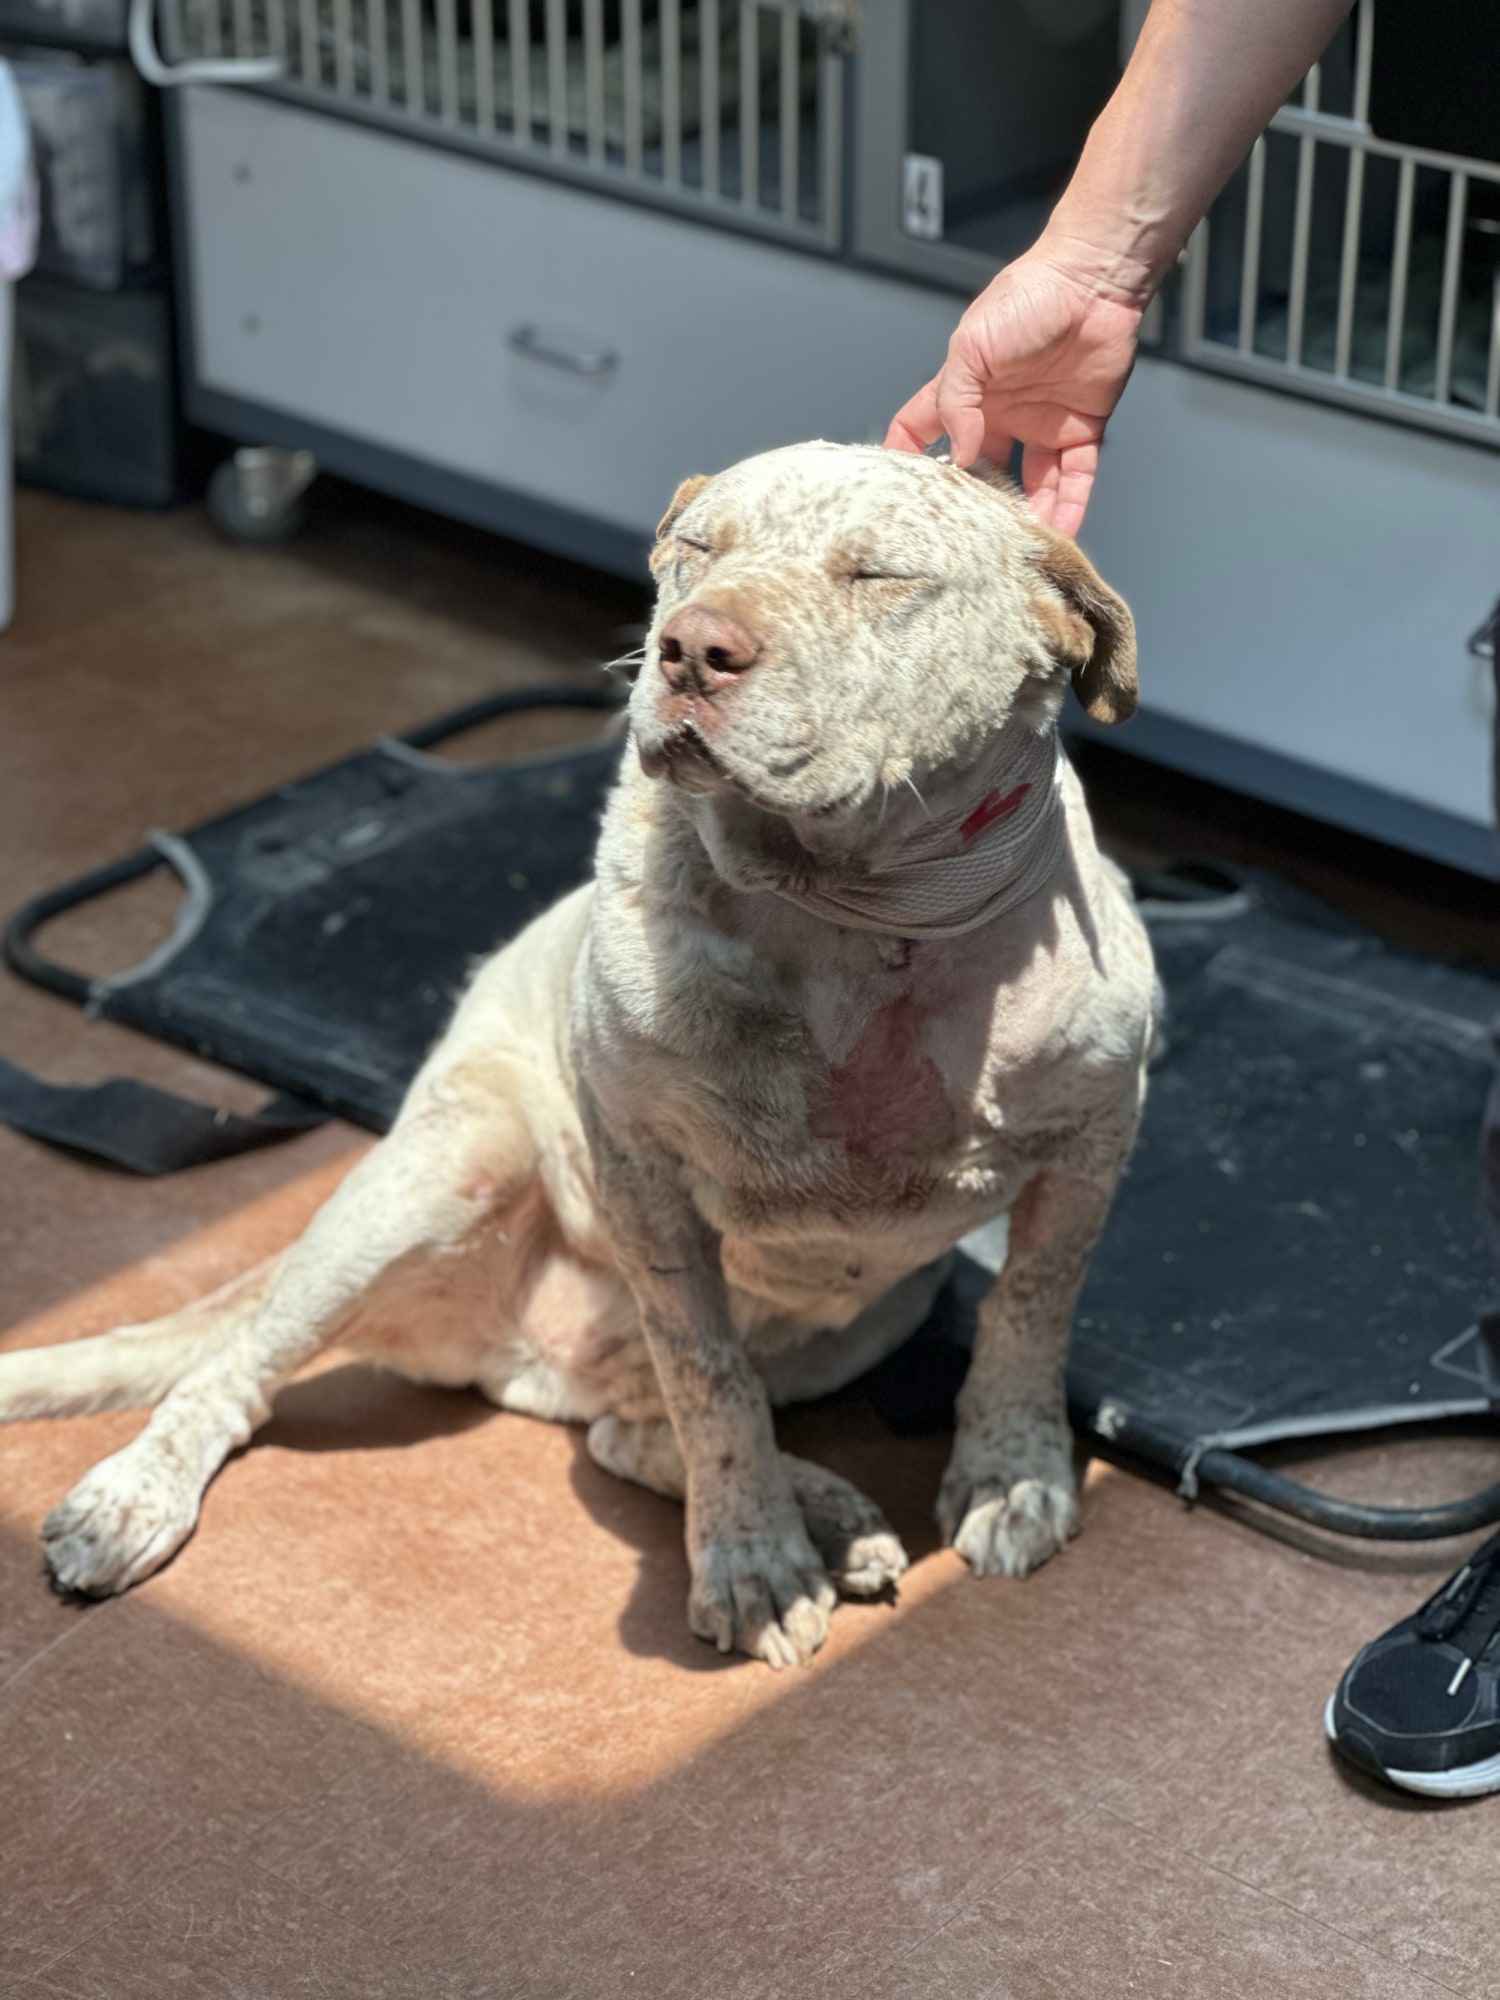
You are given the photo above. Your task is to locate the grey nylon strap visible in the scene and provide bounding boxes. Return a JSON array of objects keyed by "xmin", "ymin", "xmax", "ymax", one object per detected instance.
[{"xmin": 770, "ymin": 723, "xmax": 1067, "ymax": 940}]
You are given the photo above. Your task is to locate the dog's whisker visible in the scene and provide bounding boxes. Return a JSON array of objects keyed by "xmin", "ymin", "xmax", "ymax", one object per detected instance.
[{"xmin": 902, "ymin": 773, "xmax": 934, "ymax": 820}]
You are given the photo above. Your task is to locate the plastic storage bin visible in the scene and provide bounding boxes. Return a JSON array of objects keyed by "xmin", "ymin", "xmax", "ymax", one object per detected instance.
[
  {"xmin": 8, "ymin": 54, "xmax": 152, "ymax": 286},
  {"xmin": 12, "ymin": 274, "xmax": 178, "ymax": 503},
  {"xmin": 0, "ymin": 0, "xmax": 127, "ymax": 52}
]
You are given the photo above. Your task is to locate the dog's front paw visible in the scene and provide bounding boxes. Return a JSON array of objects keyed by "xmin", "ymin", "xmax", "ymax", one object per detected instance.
[
  {"xmin": 688, "ymin": 1532, "xmax": 837, "ymax": 1669},
  {"xmin": 937, "ymin": 1466, "xmax": 1079, "ymax": 1580},
  {"xmin": 43, "ymin": 1447, "xmax": 201, "ymax": 1596}
]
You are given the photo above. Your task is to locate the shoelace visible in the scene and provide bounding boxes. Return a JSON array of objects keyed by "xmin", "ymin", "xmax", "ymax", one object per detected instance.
[{"xmin": 1417, "ymin": 1533, "xmax": 1500, "ymax": 1697}]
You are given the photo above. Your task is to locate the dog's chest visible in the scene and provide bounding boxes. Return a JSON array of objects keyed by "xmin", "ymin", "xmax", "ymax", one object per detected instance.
[
  {"xmin": 599, "ymin": 877, "xmax": 1083, "ymax": 1213},
  {"xmin": 685, "ymin": 950, "xmax": 1035, "ymax": 1276},
  {"xmin": 782, "ymin": 935, "xmax": 1030, "ymax": 1174},
  {"xmin": 806, "ymin": 981, "xmax": 955, "ymax": 1156}
]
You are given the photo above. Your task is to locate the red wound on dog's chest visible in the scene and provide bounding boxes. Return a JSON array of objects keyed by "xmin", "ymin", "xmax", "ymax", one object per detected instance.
[{"xmin": 959, "ymin": 782, "xmax": 1030, "ymax": 846}]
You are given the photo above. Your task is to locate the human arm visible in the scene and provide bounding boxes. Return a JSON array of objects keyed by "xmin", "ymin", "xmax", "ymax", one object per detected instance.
[{"xmin": 886, "ymin": 0, "xmax": 1355, "ymax": 535}]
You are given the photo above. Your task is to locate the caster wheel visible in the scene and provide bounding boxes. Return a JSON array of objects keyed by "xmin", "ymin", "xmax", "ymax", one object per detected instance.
[{"xmin": 207, "ymin": 448, "xmax": 316, "ymax": 544}]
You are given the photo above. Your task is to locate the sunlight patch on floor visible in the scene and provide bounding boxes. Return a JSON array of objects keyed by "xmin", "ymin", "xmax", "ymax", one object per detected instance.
[{"xmin": 0, "ymin": 1145, "xmax": 1015, "ymax": 1811}]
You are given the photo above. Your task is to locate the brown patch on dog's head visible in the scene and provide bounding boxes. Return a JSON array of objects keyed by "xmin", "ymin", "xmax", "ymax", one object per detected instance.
[
  {"xmin": 1027, "ymin": 522, "xmax": 1138, "ymax": 725},
  {"xmin": 650, "ymin": 473, "xmax": 713, "ymax": 576}
]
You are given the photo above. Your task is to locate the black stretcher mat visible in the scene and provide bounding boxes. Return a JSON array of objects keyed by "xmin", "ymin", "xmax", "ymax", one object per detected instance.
[
  {"xmin": 5, "ymin": 690, "xmax": 624, "ymax": 1140},
  {"xmin": 1067, "ymin": 889, "xmax": 1500, "ymax": 1526},
  {"xmin": 6, "ymin": 692, "xmax": 1498, "ymax": 1540}
]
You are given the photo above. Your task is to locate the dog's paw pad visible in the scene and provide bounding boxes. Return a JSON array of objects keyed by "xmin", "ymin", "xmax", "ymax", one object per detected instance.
[
  {"xmin": 42, "ymin": 1456, "xmax": 199, "ymax": 1597},
  {"xmin": 688, "ymin": 1533, "xmax": 836, "ymax": 1669},
  {"xmin": 942, "ymin": 1476, "xmax": 1079, "ymax": 1580}
]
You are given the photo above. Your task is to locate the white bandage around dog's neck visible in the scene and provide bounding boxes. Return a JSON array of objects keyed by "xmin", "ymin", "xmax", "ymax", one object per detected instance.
[{"xmin": 771, "ymin": 721, "xmax": 1067, "ymax": 940}]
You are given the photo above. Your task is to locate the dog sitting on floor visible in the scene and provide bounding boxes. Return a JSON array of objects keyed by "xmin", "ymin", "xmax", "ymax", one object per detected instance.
[{"xmin": 0, "ymin": 442, "xmax": 1156, "ymax": 1668}]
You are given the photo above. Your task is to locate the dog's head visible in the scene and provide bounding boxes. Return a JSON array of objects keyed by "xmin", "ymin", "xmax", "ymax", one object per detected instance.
[{"xmin": 631, "ymin": 442, "xmax": 1135, "ymax": 842}]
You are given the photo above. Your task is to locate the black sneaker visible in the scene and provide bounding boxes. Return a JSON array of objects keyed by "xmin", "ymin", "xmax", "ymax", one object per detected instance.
[{"xmin": 1327, "ymin": 1531, "xmax": 1500, "ymax": 1799}]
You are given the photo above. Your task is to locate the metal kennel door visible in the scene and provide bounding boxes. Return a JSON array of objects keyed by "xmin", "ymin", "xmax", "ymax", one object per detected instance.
[
  {"xmin": 1180, "ymin": 0, "xmax": 1500, "ymax": 452},
  {"xmin": 154, "ymin": 0, "xmax": 847, "ymax": 250}
]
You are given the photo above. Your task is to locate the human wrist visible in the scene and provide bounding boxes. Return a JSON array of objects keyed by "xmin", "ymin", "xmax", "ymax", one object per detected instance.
[{"xmin": 1024, "ymin": 221, "xmax": 1159, "ymax": 317}]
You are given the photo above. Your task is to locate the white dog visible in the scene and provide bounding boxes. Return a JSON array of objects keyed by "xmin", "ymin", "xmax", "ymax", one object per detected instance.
[{"xmin": 0, "ymin": 443, "xmax": 1156, "ymax": 1668}]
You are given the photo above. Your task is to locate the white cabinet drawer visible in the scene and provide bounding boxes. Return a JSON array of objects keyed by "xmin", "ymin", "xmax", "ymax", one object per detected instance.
[
  {"xmin": 1083, "ymin": 358, "xmax": 1499, "ymax": 834},
  {"xmin": 179, "ymin": 86, "xmax": 957, "ymax": 537}
]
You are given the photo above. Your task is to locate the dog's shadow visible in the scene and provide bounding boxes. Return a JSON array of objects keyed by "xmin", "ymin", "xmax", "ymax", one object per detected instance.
[
  {"xmin": 560, "ymin": 1285, "xmax": 986, "ymax": 1669},
  {"xmin": 258, "ymin": 1295, "xmax": 978, "ymax": 1671},
  {"xmin": 260, "ymin": 1362, "xmax": 498, "ymax": 1455},
  {"xmin": 564, "ymin": 1364, "xmax": 963, "ymax": 1671}
]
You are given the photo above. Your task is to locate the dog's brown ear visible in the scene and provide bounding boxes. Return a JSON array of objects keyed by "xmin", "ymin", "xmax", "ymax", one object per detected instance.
[
  {"xmin": 1027, "ymin": 523, "xmax": 1138, "ymax": 726},
  {"xmin": 651, "ymin": 474, "xmax": 712, "ymax": 575}
]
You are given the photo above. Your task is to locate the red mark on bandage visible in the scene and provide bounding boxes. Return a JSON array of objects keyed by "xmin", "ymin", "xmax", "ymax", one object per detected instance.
[{"xmin": 959, "ymin": 782, "xmax": 1030, "ymax": 846}]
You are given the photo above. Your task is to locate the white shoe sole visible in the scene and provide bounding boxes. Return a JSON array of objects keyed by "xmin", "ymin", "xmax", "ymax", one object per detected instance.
[{"xmin": 1324, "ymin": 1693, "xmax": 1500, "ymax": 1799}]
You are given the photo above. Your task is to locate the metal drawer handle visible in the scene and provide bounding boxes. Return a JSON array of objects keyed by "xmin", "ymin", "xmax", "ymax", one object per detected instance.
[
  {"xmin": 1469, "ymin": 599, "xmax": 1500, "ymax": 662},
  {"xmin": 509, "ymin": 324, "xmax": 619, "ymax": 377}
]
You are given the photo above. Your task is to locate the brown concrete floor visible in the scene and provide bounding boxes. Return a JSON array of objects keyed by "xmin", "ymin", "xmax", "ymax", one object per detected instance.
[{"xmin": 3, "ymin": 483, "xmax": 1500, "ymax": 2000}]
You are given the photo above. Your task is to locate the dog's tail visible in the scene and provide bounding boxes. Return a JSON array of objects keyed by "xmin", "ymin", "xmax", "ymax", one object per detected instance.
[{"xmin": 0, "ymin": 1258, "xmax": 278, "ymax": 1422}]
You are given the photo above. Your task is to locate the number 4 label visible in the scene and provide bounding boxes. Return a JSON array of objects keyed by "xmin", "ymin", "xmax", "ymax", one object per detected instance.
[{"xmin": 902, "ymin": 154, "xmax": 944, "ymax": 241}]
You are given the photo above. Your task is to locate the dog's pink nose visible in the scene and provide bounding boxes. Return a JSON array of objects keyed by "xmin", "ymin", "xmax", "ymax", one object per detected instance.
[{"xmin": 658, "ymin": 604, "xmax": 763, "ymax": 692}]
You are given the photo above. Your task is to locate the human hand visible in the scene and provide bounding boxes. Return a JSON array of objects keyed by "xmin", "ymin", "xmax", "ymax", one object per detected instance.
[{"xmin": 885, "ymin": 244, "xmax": 1147, "ymax": 538}]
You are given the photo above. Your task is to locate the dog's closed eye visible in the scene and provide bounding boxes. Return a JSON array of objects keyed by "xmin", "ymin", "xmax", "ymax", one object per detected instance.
[
  {"xmin": 835, "ymin": 549, "xmax": 934, "ymax": 587},
  {"xmin": 838, "ymin": 561, "xmax": 937, "ymax": 591}
]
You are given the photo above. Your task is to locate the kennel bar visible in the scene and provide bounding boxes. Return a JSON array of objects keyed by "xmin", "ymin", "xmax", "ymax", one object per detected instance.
[
  {"xmin": 1238, "ymin": 138, "xmax": 1265, "ymax": 355},
  {"xmin": 582, "ymin": 0, "xmax": 603, "ymax": 158},
  {"xmin": 777, "ymin": 0, "xmax": 793, "ymax": 221},
  {"xmin": 160, "ymin": 0, "xmax": 844, "ymax": 248},
  {"xmin": 622, "ymin": 0, "xmax": 642, "ymax": 169},
  {"xmin": 333, "ymin": 0, "xmax": 353, "ymax": 96},
  {"xmin": 1283, "ymin": 58, "xmax": 1318, "ymax": 369},
  {"xmin": 737, "ymin": 0, "xmax": 756, "ymax": 211},
  {"xmin": 1332, "ymin": 0, "xmax": 1373, "ymax": 379},
  {"xmin": 658, "ymin": 0, "xmax": 677, "ymax": 180},
  {"xmin": 435, "ymin": 0, "xmax": 457, "ymax": 121},
  {"xmin": 697, "ymin": 0, "xmax": 717, "ymax": 194},
  {"xmin": 1181, "ymin": 4, "xmax": 1500, "ymax": 452},
  {"xmin": 545, "ymin": 0, "xmax": 565, "ymax": 152},
  {"xmin": 1383, "ymin": 153, "xmax": 1412, "ymax": 393}
]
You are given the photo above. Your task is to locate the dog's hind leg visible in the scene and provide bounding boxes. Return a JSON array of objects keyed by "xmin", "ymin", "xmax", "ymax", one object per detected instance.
[
  {"xmin": 42, "ymin": 1109, "xmax": 512, "ymax": 1596},
  {"xmin": 0, "ymin": 1258, "xmax": 282, "ymax": 1424},
  {"xmin": 586, "ymin": 1415, "xmax": 908, "ymax": 1599},
  {"xmin": 783, "ymin": 1455, "xmax": 909, "ymax": 1599}
]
